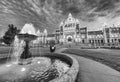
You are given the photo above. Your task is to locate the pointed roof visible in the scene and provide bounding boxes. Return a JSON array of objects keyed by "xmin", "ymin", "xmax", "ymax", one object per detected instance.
[
  {"xmin": 60, "ymin": 21, "xmax": 64, "ymax": 26},
  {"xmin": 75, "ymin": 19, "xmax": 80, "ymax": 23},
  {"xmin": 103, "ymin": 22, "xmax": 108, "ymax": 27},
  {"xmin": 68, "ymin": 13, "xmax": 72, "ymax": 17},
  {"xmin": 117, "ymin": 24, "xmax": 120, "ymax": 27},
  {"xmin": 66, "ymin": 13, "xmax": 75, "ymax": 22},
  {"xmin": 36, "ymin": 30, "xmax": 40, "ymax": 36},
  {"xmin": 44, "ymin": 29, "xmax": 47, "ymax": 35}
]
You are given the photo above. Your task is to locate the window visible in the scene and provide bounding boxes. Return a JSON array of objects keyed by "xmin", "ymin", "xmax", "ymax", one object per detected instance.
[
  {"xmin": 107, "ymin": 39, "xmax": 110, "ymax": 43},
  {"xmin": 118, "ymin": 39, "xmax": 120, "ymax": 43},
  {"xmin": 89, "ymin": 40, "xmax": 91, "ymax": 43},
  {"xmin": 112, "ymin": 39, "xmax": 114, "ymax": 43},
  {"xmin": 101, "ymin": 40, "xmax": 104, "ymax": 43},
  {"xmin": 95, "ymin": 40, "xmax": 97, "ymax": 43},
  {"xmin": 82, "ymin": 40, "xmax": 85, "ymax": 43},
  {"xmin": 98, "ymin": 40, "xmax": 100, "ymax": 43}
]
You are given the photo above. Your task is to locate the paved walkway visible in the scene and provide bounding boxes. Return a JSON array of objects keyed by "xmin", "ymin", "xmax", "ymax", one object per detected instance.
[
  {"xmin": 75, "ymin": 56, "xmax": 120, "ymax": 82},
  {"xmin": 57, "ymin": 48, "xmax": 120, "ymax": 82}
]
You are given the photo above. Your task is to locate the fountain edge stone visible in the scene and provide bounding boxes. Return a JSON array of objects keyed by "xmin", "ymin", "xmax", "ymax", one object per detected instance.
[
  {"xmin": 47, "ymin": 53, "xmax": 79, "ymax": 82},
  {"xmin": 0, "ymin": 52, "xmax": 79, "ymax": 82}
]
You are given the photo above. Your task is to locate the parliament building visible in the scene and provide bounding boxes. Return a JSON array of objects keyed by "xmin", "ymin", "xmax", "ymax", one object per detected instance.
[
  {"xmin": 56, "ymin": 13, "xmax": 87, "ymax": 44},
  {"xmin": 55, "ymin": 13, "xmax": 120, "ymax": 47}
]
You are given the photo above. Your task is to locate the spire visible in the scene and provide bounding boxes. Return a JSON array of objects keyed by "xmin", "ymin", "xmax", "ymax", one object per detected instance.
[
  {"xmin": 103, "ymin": 22, "xmax": 107, "ymax": 26},
  {"xmin": 68, "ymin": 13, "xmax": 72, "ymax": 17},
  {"xmin": 44, "ymin": 29, "xmax": 47, "ymax": 36},
  {"xmin": 76, "ymin": 19, "xmax": 79, "ymax": 23},
  {"xmin": 36, "ymin": 30, "xmax": 40, "ymax": 36},
  {"xmin": 102, "ymin": 22, "xmax": 108, "ymax": 28},
  {"xmin": 117, "ymin": 24, "xmax": 120, "ymax": 27},
  {"xmin": 60, "ymin": 21, "xmax": 64, "ymax": 26}
]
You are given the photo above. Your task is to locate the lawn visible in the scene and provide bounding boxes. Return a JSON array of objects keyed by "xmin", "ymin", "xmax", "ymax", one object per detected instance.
[
  {"xmin": 0, "ymin": 46, "xmax": 51, "ymax": 65},
  {"xmin": 0, "ymin": 47, "xmax": 13, "ymax": 58},
  {"xmin": 63, "ymin": 48, "xmax": 120, "ymax": 72},
  {"xmin": 0, "ymin": 46, "xmax": 51, "ymax": 64}
]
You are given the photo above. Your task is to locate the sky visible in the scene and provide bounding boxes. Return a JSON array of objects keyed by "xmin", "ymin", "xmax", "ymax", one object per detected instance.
[{"xmin": 0, "ymin": 0, "xmax": 120, "ymax": 36}]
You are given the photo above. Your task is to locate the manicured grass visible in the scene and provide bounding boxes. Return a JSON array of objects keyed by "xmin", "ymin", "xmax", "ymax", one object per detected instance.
[
  {"xmin": 63, "ymin": 48, "xmax": 120, "ymax": 72},
  {"xmin": 0, "ymin": 46, "xmax": 50, "ymax": 57},
  {"xmin": 0, "ymin": 47, "xmax": 13, "ymax": 54},
  {"xmin": 0, "ymin": 47, "xmax": 13, "ymax": 58}
]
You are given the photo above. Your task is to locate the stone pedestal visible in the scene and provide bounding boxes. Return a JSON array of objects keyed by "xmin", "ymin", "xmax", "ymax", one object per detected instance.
[{"xmin": 20, "ymin": 41, "xmax": 32, "ymax": 59}]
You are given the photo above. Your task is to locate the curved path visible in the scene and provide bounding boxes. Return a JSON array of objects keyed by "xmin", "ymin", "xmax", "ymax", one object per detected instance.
[{"xmin": 56, "ymin": 48, "xmax": 120, "ymax": 82}]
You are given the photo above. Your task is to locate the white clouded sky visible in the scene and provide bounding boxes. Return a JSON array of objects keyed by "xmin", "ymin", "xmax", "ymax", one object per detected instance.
[{"xmin": 1, "ymin": 0, "xmax": 120, "ymax": 34}]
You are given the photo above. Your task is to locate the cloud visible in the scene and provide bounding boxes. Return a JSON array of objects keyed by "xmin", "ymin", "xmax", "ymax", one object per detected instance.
[
  {"xmin": 1, "ymin": 0, "xmax": 120, "ymax": 34},
  {"xmin": 47, "ymin": 0, "xmax": 120, "ymax": 22}
]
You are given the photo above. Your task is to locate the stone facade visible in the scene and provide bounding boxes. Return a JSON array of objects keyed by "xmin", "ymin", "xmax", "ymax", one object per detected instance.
[
  {"xmin": 59, "ymin": 13, "xmax": 81, "ymax": 43},
  {"xmin": 55, "ymin": 14, "xmax": 120, "ymax": 47},
  {"xmin": 103, "ymin": 26, "xmax": 120, "ymax": 46},
  {"xmin": 88, "ymin": 30, "xmax": 104, "ymax": 46},
  {"xmin": 32, "ymin": 29, "xmax": 48, "ymax": 47}
]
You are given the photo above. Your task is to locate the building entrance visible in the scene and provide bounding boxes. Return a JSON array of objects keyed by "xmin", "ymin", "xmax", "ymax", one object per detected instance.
[
  {"xmin": 68, "ymin": 37, "xmax": 72, "ymax": 42},
  {"xmin": 67, "ymin": 35, "xmax": 73, "ymax": 42}
]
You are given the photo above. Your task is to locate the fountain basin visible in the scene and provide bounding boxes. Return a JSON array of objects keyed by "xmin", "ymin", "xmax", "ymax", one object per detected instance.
[
  {"xmin": 0, "ymin": 53, "xmax": 79, "ymax": 82},
  {"xmin": 17, "ymin": 33, "xmax": 38, "ymax": 41}
]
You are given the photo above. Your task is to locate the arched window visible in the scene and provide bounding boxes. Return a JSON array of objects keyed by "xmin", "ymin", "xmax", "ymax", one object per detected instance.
[{"xmin": 68, "ymin": 37, "xmax": 72, "ymax": 42}]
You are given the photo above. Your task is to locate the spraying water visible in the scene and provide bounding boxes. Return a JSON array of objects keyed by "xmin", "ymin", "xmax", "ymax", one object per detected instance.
[
  {"xmin": 11, "ymin": 36, "xmax": 25, "ymax": 64},
  {"xmin": 11, "ymin": 23, "xmax": 36, "ymax": 64}
]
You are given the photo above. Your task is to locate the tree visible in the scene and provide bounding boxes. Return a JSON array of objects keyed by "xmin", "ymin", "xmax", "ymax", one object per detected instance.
[
  {"xmin": 3, "ymin": 24, "xmax": 20, "ymax": 45},
  {"xmin": 0, "ymin": 38, "xmax": 3, "ymax": 43}
]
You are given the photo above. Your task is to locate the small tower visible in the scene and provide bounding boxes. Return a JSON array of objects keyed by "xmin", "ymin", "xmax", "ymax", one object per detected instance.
[
  {"xmin": 68, "ymin": 13, "xmax": 73, "ymax": 20},
  {"xmin": 68, "ymin": 13, "xmax": 72, "ymax": 18},
  {"xmin": 36, "ymin": 30, "xmax": 41, "ymax": 36},
  {"xmin": 60, "ymin": 21, "xmax": 64, "ymax": 27},
  {"xmin": 103, "ymin": 22, "xmax": 108, "ymax": 28},
  {"xmin": 43, "ymin": 29, "xmax": 48, "ymax": 45},
  {"xmin": 102, "ymin": 23, "xmax": 108, "ymax": 44},
  {"xmin": 67, "ymin": 13, "xmax": 75, "ymax": 22},
  {"xmin": 44, "ymin": 29, "xmax": 48, "ymax": 36}
]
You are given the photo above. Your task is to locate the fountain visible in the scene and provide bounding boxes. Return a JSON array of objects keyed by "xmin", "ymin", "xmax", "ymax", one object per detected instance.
[
  {"xmin": 17, "ymin": 33, "xmax": 38, "ymax": 65},
  {"xmin": 0, "ymin": 23, "xmax": 79, "ymax": 82}
]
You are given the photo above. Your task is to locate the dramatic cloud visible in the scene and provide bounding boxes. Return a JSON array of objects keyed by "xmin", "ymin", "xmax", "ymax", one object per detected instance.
[{"xmin": 0, "ymin": 0, "xmax": 120, "ymax": 34}]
